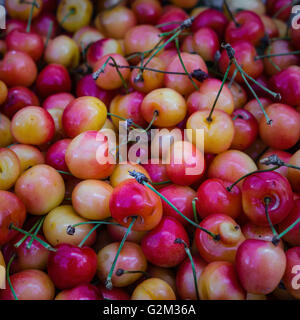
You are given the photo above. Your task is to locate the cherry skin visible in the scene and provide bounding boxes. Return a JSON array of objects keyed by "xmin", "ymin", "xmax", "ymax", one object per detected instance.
[
  {"xmin": 141, "ymin": 216, "xmax": 189, "ymax": 268},
  {"xmin": 260, "ymin": 14, "xmax": 279, "ymax": 38},
  {"xmin": 266, "ymin": 0, "xmax": 293, "ymax": 21},
  {"xmin": 5, "ymin": 20, "xmax": 26, "ymax": 34},
  {"xmin": 231, "ymin": 109, "xmax": 259, "ymax": 150},
  {"xmin": 98, "ymin": 284, "xmax": 130, "ymax": 300},
  {"xmin": 225, "ymin": 10, "xmax": 265, "ymax": 45},
  {"xmin": 170, "ymin": 0, "xmax": 197, "ymax": 9},
  {"xmin": 186, "ymin": 109, "xmax": 235, "ymax": 155},
  {"xmin": 291, "ymin": 27, "xmax": 300, "ymax": 50},
  {"xmin": 157, "ymin": 7, "xmax": 188, "ymax": 33},
  {"xmin": 107, "ymin": 220, "xmax": 146, "ymax": 244},
  {"xmin": 242, "ymin": 171, "xmax": 294, "ymax": 226},
  {"xmin": 48, "ymin": 243, "xmax": 97, "ymax": 290},
  {"xmin": 0, "ymin": 51, "xmax": 37, "ymax": 88},
  {"xmin": 43, "ymin": 93, "xmax": 74, "ymax": 112},
  {"xmin": 176, "ymin": 255, "xmax": 207, "ymax": 300},
  {"xmin": 131, "ymin": 278, "xmax": 176, "ymax": 300},
  {"xmin": 132, "ymin": 0, "xmax": 163, "ymax": 24},
  {"xmin": 32, "ymin": 13, "xmax": 60, "ymax": 39},
  {"xmin": 0, "ymin": 191, "xmax": 26, "ymax": 246},
  {"xmin": 1, "ymin": 86, "xmax": 40, "ymax": 119},
  {"xmin": 109, "ymin": 179, "xmax": 163, "ymax": 232},
  {"xmin": 55, "ymin": 284, "xmax": 102, "ymax": 300},
  {"xmin": 0, "ymin": 148, "xmax": 21, "ymax": 191},
  {"xmin": 2, "ymin": 233, "xmax": 49, "ymax": 273},
  {"xmin": 196, "ymin": 178, "xmax": 242, "ymax": 220},
  {"xmin": 244, "ymin": 97, "xmax": 272, "ymax": 123},
  {"xmin": 57, "ymin": 0, "xmax": 93, "ymax": 33},
  {"xmin": 97, "ymin": 242, "xmax": 147, "ymax": 288},
  {"xmin": 164, "ymin": 52, "xmax": 208, "ymax": 96},
  {"xmin": 65, "ymin": 131, "xmax": 115, "ymax": 180},
  {"xmin": 198, "ymin": 261, "xmax": 246, "ymax": 300},
  {"xmin": 72, "ymin": 180, "xmax": 113, "ymax": 221},
  {"xmin": 43, "ymin": 205, "xmax": 96, "ymax": 247},
  {"xmin": 287, "ymin": 149, "xmax": 300, "ymax": 193},
  {"xmin": 15, "ymin": 164, "xmax": 65, "ymax": 216},
  {"xmin": 36, "ymin": 64, "xmax": 71, "ymax": 99},
  {"xmin": 278, "ymin": 199, "xmax": 300, "ymax": 246},
  {"xmin": 6, "ymin": 0, "xmax": 43, "ymax": 21},
  {"xmin": 142, "ymin": 161, "xmax": 169, "ymax": 189},
  {"xmin": 0, "ymin": 270, "xmax": 55, "ymax": 301},
  {"xmin": 191, "ymin": 8, "xmax": 228, "ymax": 38},
  {"xmin": 195, "ymin": 213, "xmax": 245, "ymax": 263},
  {"xmin": 229, "ymin": 82, "xmax": 248, "ymax": 109},
  {"xmin": 11, "ymin": 107, "xmax": 55, "ymax": 146},
  {"xmin": 141, "ymin": 88, "xmax": 187, "ymax": 128},
  {"xmin": 10, "ymin": 144, "xmax": 45, "ymax": 173},
  {"xmin": 283, "ymin": 247, "xmax": 300, "ymax": 299},
  {"xmin": 236, "ymin": 239, "xmax": 286, "ymax": 295},
  {"xmin": 166, "ymin": 140, "xmax": 205, "ymax": 186},
  {"xmin": 45, "ymin": 139, "xmax": 71, "ymax": 173},
  {"xmin": 62, "ymin": 96, "xmax": 107, "ymax": 138},
  {"xmin": 0, "ymin": 114, "xmax": 13, "ymax": 148}
]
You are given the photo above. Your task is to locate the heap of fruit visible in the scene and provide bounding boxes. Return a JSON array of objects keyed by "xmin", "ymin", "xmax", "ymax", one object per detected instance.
[{"xmin": 1, "ymin": 0, "xmax": 300, "ymax": 300}]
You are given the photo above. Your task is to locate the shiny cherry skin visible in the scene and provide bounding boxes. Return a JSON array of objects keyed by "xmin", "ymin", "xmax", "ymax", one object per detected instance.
[
  {"xmin": 107, "ymin": 220, "xmax": 146, "ymax": 244},
  {"xmin": 65, "ymin": 131, "xmax": 115, "ymax": 180},
  {"xmin": 131, "ymin": 278, "xmax": 176, "ymax": 300},
  {"xmin": 157, "ymin": 7, "xmax": 188, "ymax": 33},
  {"xmin": 242, "ymin": 171, "xmax": 294, "ymax": 226},
  {"xmin": 142, "ymin": 161, "xmax": 169, "ymax": 189},
  {"xmin": 160, "ymin": 184, "xmax": 196, "ymax": 226},
  {"xmin": 32, "ymin": 13, "xmax": 60, "ymax": 39},
  {"xmin": 6, "ymin": 0, "xmax": 43, "ymax": 21},
  {"xmin": 43, "ymin": 93, "xmax": 74, "ymax": 111},
  {"xmin": 283, "ymin": 247, "xmax": 300, "ymax": 299},
  {"xmin": 176, "ymin": 255, "xmax": 206, "ymax": 300},
  {"xmin": 0, "ymin": 114, "xmax": 13, "ymax": 148},
  {"xmin": 109, "ymin": 179, "xmax": 163, "ymax": 232},
  {"xmin": 260, "ymin": 14, "xmax": 279, "ymax": 38},
  {"xmin": 191, "ymin": 8, "xmax": 228, "ymax": 38},
  {"xmin": 98, "ymin": 284, "xmax": 130, "ymax": 300},
  {"xmin": 15, "ymin": 164, "xmax": 65, "ymax": 216},
  {"xmin": 132, "ymin": 0, "xmax": 162, "ymax": 24},
  {"xmin": 0, "ymin": 148, "xmax": 21, "ymax": 190},
  {"xmin": 0, "ymin": 51, "xmax": 37, "ymax": 88},
  {"xmin": 198, "ymin": 261, "xmax": 246, "ymax": 300},
  {"xmin": 48, "ymin": 243, "xmax": 97, "ymax": 290},
  {"xmin": 97, "ymin": 242, "xmax": 147, "ymax": 288},
  {"xmin": 43, "ymin": 205, "xmax": 96, "ymax": 247},
  {"xmin": 141, "ymin": 216, "xmax": 189, "ymax": 268},
  {"xmin": 196, "ymin": 178, "xmax": 242, "ymax": 220},
  {"xmin": 287, "ymin": 149, "xmax": 300, "ymax": 193},
  {"xmin": 45, "ymin": 139, "xmax": 71, "ymax": 173},
  {"xmin": 219, "ymin": 41, "xmax": 263, "ymax": 83},
  {"xmin": 36, "ymin": 64, "xmax": 71, "ymax": 99},
  {"xmin": 236, "ymin": 239, "xmax": 286, "ymax": 295},
  {"xmin": 0, "ymin": 269, "xmax": 55, "ymax": 301},
  {"xmin": 244, "ymin": 97, "xmax": 272, "ymax": 122},
  {"xmin": 10, "ymin": 144, "xmax": 45, "ymax": 173},
  {"xmin": 231, "ymin": 109, "xmax": 259, "ymax": 150},
  {"xmin": 72, "ymin": 26, "xmax": 104, "ymax": 52},
  {"xmin": 266, "ymin": 0, "xmax": 293, "ymax": 21},
  {"xmin": 1, "ymin": 86, "xmax": 39, "ymax": 119},
  {"xmin": 270, "ymin": 66, "xmax": 300, "ymax": 106},
  {"xmin": 166, "ymin": 140, "xmax": 205, "ymax": 186},
  {"xmin": 141, "ymin": 88, "xmax": 187, "ymax": 128},
  {"xmin": 195, "ymin": 213, "xmax": 245, "ymax": 263},
  {"xmin": 72, "ymin": 180, "xmax": 113, "ymax": 221},
  {"xmin": 11, "ymin": 107, "xmax": 55, "ymax": 146},
  {"xmin": 2, "ymin": 233, "xmax": 49, "ymax": 273},
  {"xmin": 225, "ymin": 10, "xmax": 265, "ymax": 45},
  {"xmin": 55, "ymin": 284, "xmax": 102, "ymax": 300},
  {"xmin": 229, "ymin": 82, "xmax": 248, "ymax": 109},
  {"xmin": 0, "ymin": 191, "xmax": 26, "ymax": 246}
]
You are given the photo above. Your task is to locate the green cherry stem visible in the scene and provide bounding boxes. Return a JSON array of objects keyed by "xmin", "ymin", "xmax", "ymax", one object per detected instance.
[
  {"xmin": 26, "ymin": 0, "xmax": 38, "ymax": 33},
  {"xmin": 14, "ymin": 218, "xmax": 42, "ymax": 248},
  {"xmin": 105, "ymin": 216, "xmax": 137, "ymax": 290},
  {"xmin": 174, "ymin": 238, "xmax": 200, "ymax": 300},
  {"xmin": 192, "ymin": 198, "xmax": 199, "ymax": 224},
  {"xmin": 145, "ymin": 110, "xmax": 159, "ymax": 131},
  {"xmin": 27, "ymin": 216, "xmax": 46, "ymax": 249},
  {"xmin": 7, "ymin": 254, "xmax": 18, "ymax": 300},
  {"xmin": 56, "ymin": 170, "xmax": 73, "ymax": 176},
  {"xmin": 60, "ymin": 8, "xmax": 76, "ymax": 27},
  {"xmin": 150, "ymin": 180, "xmax": 172, "ymax": 186},
  {"xmin": 155, "ymin": 20, "xmax": 183, "ymax": 29},
  {"xmin": 273, "ymin": 217, "xmax": 300, "ymax": 245},
  {"xmin": 106, "ymin": 113, "xmax": 144, "ymax": 130},
  {"xmin": 264, "ymin": 197, "xmax": 278, "ymax": 237},
  {"xmin": 78, "ymin": 223, "xmax": 102, "ymax": 248},
  {"xmin": 45, "ymin": 21, "xmax": 54, "ymax": 48},
  {"xmin": 255, "ymin": 50, "xmax": 300, "ymax": 60}
]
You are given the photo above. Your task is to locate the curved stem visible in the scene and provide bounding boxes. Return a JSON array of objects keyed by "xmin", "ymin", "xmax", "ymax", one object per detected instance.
[
  {"xmin": 145, "ymin": 110, "xmax": 159, "ymax": 131},
  {"xmin": 27, "ymin": 216, "xmax": 45, "ymax": 249},
  {"xmin": 264, "ymin": 197, "xmax": 278, "ymax": 237},
  {"xmin": 6, "ymin": 254, "xmax": 18, "ymax": 300},
  {"xmin": 60, "ymin": 8, "xmax": 76, "ymax": 26},
  {"xmin": 105, "ymin": 216, "xmax": 137, "ymax": 290},
  {"xmin": 192, "ymin": 198, "xmax": 199, "ymax": 224}
]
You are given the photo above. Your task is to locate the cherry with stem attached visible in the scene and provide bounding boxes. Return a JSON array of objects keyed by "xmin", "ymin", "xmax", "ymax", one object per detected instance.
[{"xmin": 6, "ymin": 254, "xmax": 18, "ymax": 300}]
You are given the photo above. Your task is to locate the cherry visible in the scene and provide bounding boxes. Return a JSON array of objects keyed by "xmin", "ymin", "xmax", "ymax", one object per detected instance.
[
  {"xmin": 157, "ymin": 7, "xmax": 188, "ymax": 33},
  {"xmin": 260, "ymin": 14, "xmax": 279, "ymax": 38},
  {"xmin": 287, "ymin": 149, "xmax": 300, "ymax": 192},
  {"xmin": 266, "ymin": 0, "xmax": 293, "ymax": 21},
  {"xmin": 244, "ymin": 97, "xmax": 272, "ymax": 122},
  {"xmin": 0, "ymin": 114, "xmax": 13, "ymax": 148},
  {"xmin": 283, "ymin": 247, "xmax": 300, "ymax": 299},
  {"xmin": 196, "ymin": 178, "xmax": 242, "ymax": 220},
  {"xmin": 6, "ymin": 0, "xmax": 43, "ymax": 22},
  {"xmin": 291, "ymin": 27, "xmax": 300, "ymax": 50},
  {"xmin": 73, "ymin": 26, "xmax": 104, "ymax": 52},
  {"xmin": 45, "ymin": 139, "xmax": 71, "ymax": 173},
  {"xmin": 198, "ymin": 261, "xmax": 246, "ymax": 300},
  {"xmin": 132, "ymin": 0, "xmax": 163, "ymax": 25},
  {"xmin": 147, "ymin": 264, "xmax": 177, "ymax": 293},
  {"xmin": 170, "ymin": 0, "xmax": 197, "ymax": 9},
  {"xmin": 0, "ymin": 148, "xmax": 21, "ymax": 191},
  {"xmin": 107, "ymin": 221, "xmax": 146, "ymax": 244},
  {"xmin": 0, "ymin": 269, "xmax": 55, "ymax": 301},
  {"xmin": 141, "ymin": 216, "xmax": 189, "ymax": 268},
  {"xmin": 5, "ymin": 20, "xmax": 26, "ymax": 34},
  {"xmin": 48, "ymin": 243, "xmax": 97, "ymax": 290},
  {"xmin": 43, "ymin": 93, "xmax": 74, "ymax": 111},
  {"xmin": 32, "ymin": 13, "xmax": 60, "ymax": 39},
  {"xmin": 55, "ymin": 284, "xmax": 102, "ymax": 300},
  {"xmin": 142, "ymin": 161, "xmax": 169, "ymax": 189},
  {"xmin": 229, "ymin": 82, "xmax": 248, "ymax": 109},
  {"xmin": 236, "ymin": 239, "xmax": 286, "ymax": 294},
  {"xmin": 109, "ymin": 179, "xmax": 163, "ymax": 232},
  {"xmin": 98, "ymin": 284, "xmax": 130, "ymax": 300}
]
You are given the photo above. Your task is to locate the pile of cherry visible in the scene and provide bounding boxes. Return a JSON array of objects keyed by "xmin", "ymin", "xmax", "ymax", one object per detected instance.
[{"xmin": 1, "ymin": 0, "xmax": 300, "ymax": 300}]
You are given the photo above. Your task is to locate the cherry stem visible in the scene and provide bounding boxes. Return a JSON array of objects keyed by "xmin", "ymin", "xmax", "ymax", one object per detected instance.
[
  {"xmin": 226, "ymin": 166, "xmax": 280, "ymax": 192},
  {"xmin": 265, "ymin": 45, "xmax": 281, "ymax": 72},
  {"xmin": 228, "ymin": 68, "xmax": 238, "ymax": 89},
  {"xmin": 174, "ymin": 238, "xmax": 200, "ymax": 300},
  {"xmin": 67, "ymin": 221, "xmax": 121, "ymax": 235},
  {"xmin": 60, "ymin": 8, "xmax": 76, "ymax": 27},
  {"xmin": 150, "ymin": 180, "xmax": 171, "ymax": 186},
  {"xmin": 126, "ymin": 38, "xmax": 165, "ymax": 62},
  {"xmin": 14, "ymin": 218, "xmax": 42, "ymax": 248},
  {"xmin": 192, "ymin": 198, "xmax": 200, "ymax": 224},
  {"xmin": 206, "ymin": 60, "xmax": 233, "ymax": 123},
  {"xmin": 45, "ymin": 21, "xmax": 53, "ymax": 48},
  {"xmin": 175, "ymin": 37, "xmax": 199, "ymax": 91},
  {"xmin": 105, "ymin": 216, "xmax": 137, "ymax": 290},
  {"xmin": 155, "ymin": 20, "xmax": 184, "ymax": 29},
  {"xmin": 78, "ymin": 223, "xmax": 101, "ymax": 248},
  {"xmin": 56, "ymin": 170, "xmax": 73, "ymax": 176},
  {"xmin": 255, "ymin": 50, "xmax": 300, "ymax": 60},
  {"xmin": 7, "ymin": 254, "xmax": 18, "ymax": 300},
  {"xmin": 93, "ymin": 56, "xmax": 129, "ymax": 93},
  {"xmin": 274, "ymin": 217, "xmax": 300, "ymax": 244},
  {"xmin": 107, "ymin": 113, "xmax": 144, "ymax": 130},
  {"xmin": 26, "ymin": 0, "xmax": 38, "ymax": 33},
  {"xmin": 273, "ymin": 0, "xmax": 299, "ymax": 18},
  {"xmin": 145, "ymin": 110, "xmax": 159, "ymax": 131},
  {"xmin": 115, "ymin": 268, "xmax": 149, "ymax": 278},
  {"xmin": 264, "ymin": 197, "xmax": 278, "ymax": 238},
  {"xmin": 27, "ymin": 216, "xmax": 45, "ymax": 249},
  {"xmin": 9, "ymin": 224, "xmax": 56, "ymax": 252},
  {"xmin": 223, "ymin": 0, "xmax": 240, "ymax": 28},
  {"xmin": 260, "ymin": 154, "xmax": 300, "ymax": 172}
]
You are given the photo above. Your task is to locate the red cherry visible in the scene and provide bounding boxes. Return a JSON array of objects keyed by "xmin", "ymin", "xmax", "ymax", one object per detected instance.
[
  {"xmin": 55, "ymin": 284, "xmax": 102, "ymax": 300},
  {"xmin": 98, "ymin": 284, "xmax": 130, "ymax": 300},
  {"xmin": 45, "ymin": 139, "xmax": 72, "ymax": 173}
]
